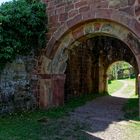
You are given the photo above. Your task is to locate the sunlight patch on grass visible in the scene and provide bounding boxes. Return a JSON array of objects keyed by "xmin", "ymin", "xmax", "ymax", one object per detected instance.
[
  {"xmin": 108, "ymin": 80, "xmax": 123, "ymax": 94},
  {"xmin": 0, "ymin": 93, "xmax": 104, "ymax": 140}
]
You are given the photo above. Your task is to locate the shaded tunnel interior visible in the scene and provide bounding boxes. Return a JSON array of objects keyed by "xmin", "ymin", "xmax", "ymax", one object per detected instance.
[{"xmin": 64, "ymin": 35, "xmax": 138, "ymax": 101}]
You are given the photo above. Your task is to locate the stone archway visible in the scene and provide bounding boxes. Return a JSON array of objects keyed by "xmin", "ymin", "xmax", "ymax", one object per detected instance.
[
  {"xmin": 64, "ymin": 35, "xmax": 138, "ymax": 100},
  {"xmin": 38, "ymin": 20, "xmax": 140, "ymax": 112}
]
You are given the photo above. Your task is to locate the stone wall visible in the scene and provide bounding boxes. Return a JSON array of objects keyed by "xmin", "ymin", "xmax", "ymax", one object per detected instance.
[
  {"xmin": 38, "ymin": 0, "xmax": 140, "ymax": 109},
  {"xmin": 44, "ymin": 0, "xmax": 140, "ymax": 40},
  {"xmin": 0, "ymin": 55, "xmax": 37, "ymax": 114},
  {"xmin": 65, "ymin": 43, "xmax": 94, "ymax": 100}
]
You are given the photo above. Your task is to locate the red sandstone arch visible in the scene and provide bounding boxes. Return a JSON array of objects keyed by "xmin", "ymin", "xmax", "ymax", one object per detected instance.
[
  {"xmin": 38, "ymin": 19, "xmax": 140, "ymax": 116},
  {"xmin": 40, "ymin": 19, "xmax": 140, "ymax": 75},
  {"xmin": 45, "ymin": 9, "xmax": 140, "ymax": 59}
]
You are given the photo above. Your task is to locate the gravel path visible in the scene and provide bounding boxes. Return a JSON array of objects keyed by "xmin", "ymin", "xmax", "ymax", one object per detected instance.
[
  {"xmin": 43, "ymin": 80, "xmax": 139, "ymax": 140},
  {"xmin": 68, "ymin": 80, "xmax": 139, "ymax": 140}
]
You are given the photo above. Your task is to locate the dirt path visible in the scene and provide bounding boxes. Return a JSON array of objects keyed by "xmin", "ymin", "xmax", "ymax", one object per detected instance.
[
  {"xmin": 67, "ymin": 80, "xmax": 139, "ymax": 140},
  {"xmin": 112, "ymin": 80, "xmax": 135, "ymax": 98},
  {"xmin": 43, "ymin": 80, "xmax": 139, "ymax": 140}
]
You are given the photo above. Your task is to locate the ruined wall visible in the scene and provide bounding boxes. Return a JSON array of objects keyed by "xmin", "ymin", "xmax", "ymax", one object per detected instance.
[{"xmin": 0, "ymin": 55, "xmax": 38, "ymax": 114}]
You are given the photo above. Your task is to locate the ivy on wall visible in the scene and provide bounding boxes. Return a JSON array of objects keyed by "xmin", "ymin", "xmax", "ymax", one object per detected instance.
[{"xmin": 0, "ymin": 0, "xmax": 47, "ymax": 69}]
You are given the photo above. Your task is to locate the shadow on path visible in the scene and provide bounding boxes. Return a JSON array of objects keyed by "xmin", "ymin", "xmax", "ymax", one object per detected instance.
[{"xmin": 69, "ymin": 95, "xmax": 138, "ymax": 139}]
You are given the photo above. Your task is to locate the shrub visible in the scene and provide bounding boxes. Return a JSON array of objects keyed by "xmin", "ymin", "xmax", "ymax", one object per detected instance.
[{"xmin": 0, "ymin": 0, "xmax": 47, "ymax": 69}]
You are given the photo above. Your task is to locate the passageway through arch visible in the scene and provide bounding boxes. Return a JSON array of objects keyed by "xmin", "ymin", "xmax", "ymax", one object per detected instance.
[
  {"xmin": 107, "ymin": 61, "xmax": 136, "ymax": 96},
  {"xmin": 64, "ymin": 35, "xmax": 138, "ymax": 101},
  {"xmin": 38, "ymin": 20, "xmax": 140, "ymax": 118}
]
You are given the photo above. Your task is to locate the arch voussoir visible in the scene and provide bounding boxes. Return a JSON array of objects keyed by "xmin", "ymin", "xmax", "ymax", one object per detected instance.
[{"xmin": 47, "ymin": 8, "xmax": 140, "ymax": 59}]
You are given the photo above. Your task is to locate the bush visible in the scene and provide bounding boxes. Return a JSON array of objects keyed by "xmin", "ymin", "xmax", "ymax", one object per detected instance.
[{"xmin": 0, "ymin": 0, "xmax": 47, "ymax": 69}]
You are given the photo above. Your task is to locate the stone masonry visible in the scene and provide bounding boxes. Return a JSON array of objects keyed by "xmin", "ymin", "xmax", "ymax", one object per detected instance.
[
  {"xmin": 0, "ymin": 55, "xmax": 37, "ymax": 114},
  {"xmin": 1, "ymin": 0, "xmax": 140, "ymax": 113},
  {"xmin": 38, "ymin": 0, "xmax": 140, "ymax": 109},
  {"xmin": 45, "ymin": 0, "xmax": 140, "ymax": 41}
]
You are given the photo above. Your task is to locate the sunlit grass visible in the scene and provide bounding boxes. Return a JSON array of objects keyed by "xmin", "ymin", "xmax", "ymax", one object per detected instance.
[
  {"xmin": 0, "ymin": 93, "xmax": 103, "ymax": 140},
  {"xmin": 108, "ymin": 80, "xmax": 123, "ymax": 94},
  {"xmin": 108, "ymin": 79, "xmax": 139, "ymax": 120}
]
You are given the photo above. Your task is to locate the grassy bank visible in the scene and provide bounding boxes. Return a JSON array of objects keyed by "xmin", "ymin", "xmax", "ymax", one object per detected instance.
[
  {"xmin": 0, "ymin": 93, "xmax": 103, "ymax": 140},
  {"xmin": 108, "ymin": 80, "xmax": 124, "ymax": 94},
  {"xmin": 108, "ymin": 79, "xmax": 139, "ymax": 120},
  {"xmin": 123, "ymin": 95, "xmax": 139, "ymax": 121}
]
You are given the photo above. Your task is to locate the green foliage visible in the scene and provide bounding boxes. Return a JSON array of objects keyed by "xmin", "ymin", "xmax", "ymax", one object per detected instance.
[
  {"xmin": 0, "ymin": 0, "xmax": 47, "ymax": 67},
  {"xmin": 107, "ymin": 61, "xmax": 134, "ymax": 80}
]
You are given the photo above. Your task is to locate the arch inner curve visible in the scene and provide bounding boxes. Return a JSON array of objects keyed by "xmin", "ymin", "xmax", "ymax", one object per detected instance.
[{"xmin": 39, "ymin": 20, "xmax": 140, "ymax": 109}]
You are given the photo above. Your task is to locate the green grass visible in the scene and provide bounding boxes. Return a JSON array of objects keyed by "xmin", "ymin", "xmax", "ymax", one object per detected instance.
[
  {"xmin": 124, "ymin": 85, "xmax": 134, "ymax": 95},
  {"xmin": 123, "ymin": 79, "xmax": 135, "ymax": 96},
  {"xmin": 108, "ymin": 80, "xmax": 124, "ymax": 94},
  {"xmin": 123, "ymin": 94, "xmax": 139, "ymax": 121},
  {"xmin": 0, "ymin": 93, "xmax": 103, "ymax": 140},
  {"xmin": 40, "ymin": 93, "xmax": 104, "ymax": 119},
  {"xmin": 122, "ymin": 94, "xmax": 140, "ymax": 138},
  {"xmin": 108, "ymin": 79, "xmax": 139, "ymax": 120},
  {"xmin": 0, "ymin": 79, "xmax": 139, "ymax": 139}
]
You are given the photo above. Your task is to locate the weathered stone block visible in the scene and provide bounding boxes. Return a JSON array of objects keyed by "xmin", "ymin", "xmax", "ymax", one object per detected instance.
[
  {"xmin": 59, "ymin": 13, "xmax": 68, "ymax": 22},
  {"xmin": 75, "ymin": 1, "xmax": 87, "ymax": 8},
  {"xmin": 67, "ymin": 14, "xmax": 82, "ymax": 28},
  {"xmin": 79, "ymin": 6, "xmax": 90, "ymax": 13},
  {"xmin": 68, "ymin": 9, "xmax": 78, "ymax": 18},
  {"xmin": 135, "ymin": 5, "xmax": 140, "ymax": 16},
  {"xmin": 72, "ymin": 26, "xmax": 84, "ymax": 39}
]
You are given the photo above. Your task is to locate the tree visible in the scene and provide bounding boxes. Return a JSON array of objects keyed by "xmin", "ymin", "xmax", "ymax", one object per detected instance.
[
  {"xmin": 108, "ymin": 61, "xmax": 134, "ymax": 80},
  {"xmin": 0, "ymin": 0, "xmax": 47, "ymax": 69}
]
